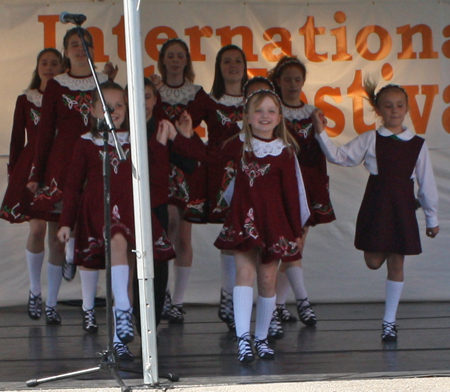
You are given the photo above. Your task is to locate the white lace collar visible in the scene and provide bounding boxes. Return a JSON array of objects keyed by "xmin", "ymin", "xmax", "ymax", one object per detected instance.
[
  {"xmin": 239, "ymin": 133, "xmax": 287, "ymax": 157},
  {"xmin": 282, "ymin": 102, "xmax": 315, "ymax": 121},
  {"xmin": 211, "ymin": 93, "xmax": 244, "ymax": 108},
  {"xmin": 24, "ymin": 89, "xmax": 43, "ymax": 107},
  {"xmin": 159, "ymin": 82, "xmax": 202, "ymax": 105},
  {"xmin": 82, "ymin": 130, "xmax": 130, "ymax": 146},
  {"xmin": 54, "ymin": 72, "xmax": 108, "ymax": 91}
]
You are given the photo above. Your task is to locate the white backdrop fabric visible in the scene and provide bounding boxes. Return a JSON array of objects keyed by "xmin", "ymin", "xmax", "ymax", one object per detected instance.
[{"xmin": 0, "ymin": 0, "xmax": 449, "ymax": 306}]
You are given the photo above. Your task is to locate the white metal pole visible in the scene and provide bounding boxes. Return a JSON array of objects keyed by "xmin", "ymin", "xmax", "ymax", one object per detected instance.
[{"xmin": 122, "ymin": 0, "xmax": 159, "ymax": 385}]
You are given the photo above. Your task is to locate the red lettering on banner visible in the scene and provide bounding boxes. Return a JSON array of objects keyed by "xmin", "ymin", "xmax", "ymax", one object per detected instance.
[
  {"xmin": 262, "ymin": 28, "xmax": 293, "ymax": 62},
  {"xmin": 442, "ymin": 25, "xmax": 450, "ymax": 59},
  {"xmin": 88, "ymin": 27, "xmax": 109, "ymax": 62},
  {"xmin": 315, "ymin": 87, "xmax": 345, "ymax": 137},
  {"xmin": 145, "ymin": 26, "xmax": 178, "ymax": 61},
  {"xmin": 216, "ymin": 26, "xmax": 258, "ymax": 61},
  {"xmin": 185, "ymin": 26, "xmax": 213, "ymax": 61},
  {"xmin": 36, "ymin": 13, "xmax": 449, "ymax": 137},
  {"xmin": 112, "ymin": 16, "xmax": 126, "ymax": 62},
  {"xmin": 298, "ymin": 16, "xmax": 327, "ymax": 62},
  {"xmin": 38, "ymin": 15, "xmax": 59, "ymax": 48},
  {"xmin": 331, "ymin": 12, "xmax": 352, "ymax": 62},
  {"xmin": 442, "ymin": 85, "xmax": 450, "ymax": 133},
  {"xmin": 404, "ymin": 85, "xmax": 439, "ymax": 134},
  {"xmin": 355, "ymin": 25, "xmax": 392, "ymax": 61},
  {"xmin": 397, "ymin": 24, "xmax": 438, "ymax": 59}
]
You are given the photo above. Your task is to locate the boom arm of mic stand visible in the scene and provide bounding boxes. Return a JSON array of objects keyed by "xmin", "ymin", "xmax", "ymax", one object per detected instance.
[{"xmin": 75, "ymin": 25, "xmax": 126, "ymax": 161}]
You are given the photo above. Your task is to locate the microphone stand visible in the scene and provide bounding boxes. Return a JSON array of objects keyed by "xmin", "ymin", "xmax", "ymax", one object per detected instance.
[{"xmin": 26, "ymin": 23, "xmax": 131, "ymax": 392}]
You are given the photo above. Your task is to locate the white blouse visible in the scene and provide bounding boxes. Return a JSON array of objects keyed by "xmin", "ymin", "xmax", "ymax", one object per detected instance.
[{"xmin": 316, "ymin": 126, "xmax": 439, "ymax": 228}]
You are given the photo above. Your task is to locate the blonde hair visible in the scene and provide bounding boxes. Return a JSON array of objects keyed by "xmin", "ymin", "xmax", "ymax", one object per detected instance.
[{"xmin": 236, "ymin": 89, "xmax": 298, "ymax": 159}]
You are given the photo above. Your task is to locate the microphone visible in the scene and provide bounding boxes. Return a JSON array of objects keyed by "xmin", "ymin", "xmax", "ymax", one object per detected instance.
[{"xmin": 59, "ymin": 12, "xmax": 87, "ymax": 25}]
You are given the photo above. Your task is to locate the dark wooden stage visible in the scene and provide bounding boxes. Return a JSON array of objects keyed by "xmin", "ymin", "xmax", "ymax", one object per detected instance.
[{"xmin": 1, "ymin": 301, "xmax": 450, "ymax": 389}]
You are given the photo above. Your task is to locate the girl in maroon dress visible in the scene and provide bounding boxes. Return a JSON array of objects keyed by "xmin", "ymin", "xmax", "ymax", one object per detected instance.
[
  {"xmin": 58, "ymin": 82, "xmax": 175, "ymax": 360},
  {"xmin": 0, "ymin": 48, "xmax": 62, "ymax": 321},
  {"xmin": 170, "ymin": 90, "xmax": 310, "ymax": 363},
  {"xmin": 187, "ymin": 45, "xmax": 249, "ymax": 331},
  {"xmin": 267, "ymin": 57, "xmax": 336, "ymax": 337},
  {"xmin": 153, "ymin": 39, "xmax": 208, "ymax": 324},
  {"xmin": 27, "ymin": 28, "xmax": 109, "ymax": 325},
  {"xmin": 314, "ymin": 81, "xmax": 439, "ymax": 342}
]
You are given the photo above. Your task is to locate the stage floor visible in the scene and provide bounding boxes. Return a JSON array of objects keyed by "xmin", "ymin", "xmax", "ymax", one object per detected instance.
[{"xmin": 1, "ymin": 302, "xmax": 450, "ymax": 390}]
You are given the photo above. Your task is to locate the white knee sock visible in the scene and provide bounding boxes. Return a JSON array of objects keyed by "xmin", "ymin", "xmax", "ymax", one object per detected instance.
[
  {"xmin": 26, "ymin": 250, "xmax": 45, "ymax": 296},
  {"xmin": 220, "ymin": 253, "xmax": 236, "ymax": 294},
  {"xmin": 285, "ymin": 266, "xmax": 309, "ymax": 303},
  {"xmin": 255, "ymin": 295, "xmax": 276, "ymax": 340},
  {"xmin": 80, "ymin": 269, "xmax": 99, "ymax": 311},
  {"xmin": 383, "ymin": 280, "xmax": 404, "ymax": 323},
  {"xmin": 275, "ymin": 271, "xmax": 290, "ymax": 305},
  {"xmin": 46, "ymin": 263, "xmax": 63, "ymax": 308},
  {"xmin": 233, "ymin": 286, "xmax": 253, "ymax": 338},
  {"xmin": 65, "ymin": 237, "xmax": 75, "ymax": 264},
  {"xmin": 112, "ymin": 265, "xmax": 130, "ymax": 311},
  {"xmin": 172, "ymin": 266, "xmax": 191, "ymax": 305}
]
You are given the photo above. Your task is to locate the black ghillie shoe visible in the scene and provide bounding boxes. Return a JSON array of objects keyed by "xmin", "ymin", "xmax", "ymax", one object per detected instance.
[
  {"xmin": 45, "ymin": 306, "xmax": 61, "ymax": 325},
  {"xmin": 115, "ymin": 308, "xmax": 134, "ymax": 343},
  {"xmin": 297, "ymin": 298, "xmax": 317, "ymax": 327},
  {"xmin": 268, "ymin": 310, "xmax": 284, "ymax": 339},
  {"xmin": 82, "ymin": 308, "xmax": 98, "ymax": 333},
  {"xmin": 381, "ymin": 321, "xmax": 398, "ymax": 342},
  {"xmin": 28, "ymin": 291, "xmax": 42, "ymax": 320},
  {"xmin": 218, "ymin": 289, "xmax": 235, "ymax": 331},
  {"xmin": 114, "ymin": 342, "xmax": 134, "ymax": 361},
  {"xmin": 237, "ymin": 333, "xmax": 254, "ymax": 364},
  {"xmin": 168, "ymin": 304, "xmax": 185, "ymax": 324},
  {"xmin": 254, "ymin": 337, "xmax": 274, "ymax": 360}
]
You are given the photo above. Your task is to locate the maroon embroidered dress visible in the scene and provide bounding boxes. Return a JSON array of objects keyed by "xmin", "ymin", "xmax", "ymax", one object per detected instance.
[
  {"xmin": 187, "ymin": 93, "xmax": 244, "ymax": 223},
  {"xmin": 0, "ymin": 90, "xmax": 53, "ymax": 222},
  {"xmin": 283, "ymin": 103, "xmax": 335, "ymax": 226},
  {"xmin": 156, "ymin": 82, "xmax": 209, "ymax": 222},
  {"xmin": 355, "ymin": 132, "xmax": 424, "ymax": 255},
  {"xmin": 29, "ymin": 72, "xmax": 108, "ymax": 218},
  {"xmin": 173, "ymin": 132, "xmax": 310, "ymax": 264},
  {"xmin": 59, "ymin": 131, "xmax": 175, "ymax": 269}
]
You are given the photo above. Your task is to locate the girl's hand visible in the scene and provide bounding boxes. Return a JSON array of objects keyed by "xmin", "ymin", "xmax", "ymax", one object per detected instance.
[
  {"xmin": 150, "ymin": 74, "xmax": 163, "ymax": 90},
  {"xmin": 426, "ymin": 226, "xmax": 439, "ymax": 238},
  {"xmin": 57, "ymin": 226, "xmax": 71, "ymax": 243},
  {"xmin": 295, "ymin": 236, "xmax": 304, "ymax": 255},
  {"xmin": 102, "ymin": 62, "xmax": 119, "ymax": 80},
  {"xmin": 311, "ymin": 108, "xmax": 327, "ymax": 134},
  {"xmin": 157, "ymin": 120, "xmax": 175, "ymax": 145},
  {"xmin": 175, "ymin": 111, "xmax": 194, "ymax": 138},
  {"xmin": 26, "ymin": 181, "xmax": 39, "ymax": 194}
]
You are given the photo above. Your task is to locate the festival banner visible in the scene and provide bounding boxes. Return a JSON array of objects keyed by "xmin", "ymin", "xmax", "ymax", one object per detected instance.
[{"xmin": 0, "ymin": 1, "xmax": 449, "ymax": 155}]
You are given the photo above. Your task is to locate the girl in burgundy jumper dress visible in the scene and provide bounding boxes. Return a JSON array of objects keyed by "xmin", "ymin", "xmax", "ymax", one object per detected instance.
[{"xmin": 314, "ymin": 80, "xmax": 439, "ymax": 342}]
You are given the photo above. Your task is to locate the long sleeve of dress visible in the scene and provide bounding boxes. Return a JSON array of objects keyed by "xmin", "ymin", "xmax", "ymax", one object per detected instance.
[
  {"xmin": 414, "ymin": 142, "xmax": 439, "ymax": 228},
  {"xmin": 59, "ymin": 139, "xmax": 89, "ymax": 230},
  {"xmin": 9, "ymin": 95, "xmax": 27, "ymax": 174},
  {"xmin": 281, "ymin": 153, "xmax": 305, "ymax": 238},
  {"xmin": 148, "ymin": 134, "xmax": 170, "ymax": 208},
  {"xmin": 316, "ymin": 130, "xmax": 375, "ymax": 169},
  {"xmin": 30, "ymin": 80, "xmax": 59, "ymax": 182}
]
